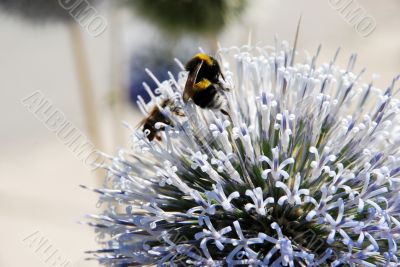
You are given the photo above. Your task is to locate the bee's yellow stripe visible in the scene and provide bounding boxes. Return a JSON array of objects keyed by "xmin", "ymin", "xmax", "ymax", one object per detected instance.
[
  {"xmin": 194, "ymin": 79, "xmax": 211, "ymax": 90},
  {"xmin": 195, "ymin": 53, "xmax": 213, "ymax": 66}
]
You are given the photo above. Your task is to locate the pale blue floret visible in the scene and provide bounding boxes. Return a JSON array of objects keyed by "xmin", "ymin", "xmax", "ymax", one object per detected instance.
[
  {"xmin": 259, "ymin": 147, "xmax": 294, "ymax": 181},
  {"xmin": 244, "ymin": 187, "xmax": 274, "ymax": 216},
  {"xmin": 275, "ymin": 173, "xmax": 309, "ymax": 206}
]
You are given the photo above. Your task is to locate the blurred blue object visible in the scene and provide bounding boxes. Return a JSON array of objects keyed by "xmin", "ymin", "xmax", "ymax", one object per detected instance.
[{"xmin": 128, "ymin": 47, "xmax": 181, "ymax": 107}]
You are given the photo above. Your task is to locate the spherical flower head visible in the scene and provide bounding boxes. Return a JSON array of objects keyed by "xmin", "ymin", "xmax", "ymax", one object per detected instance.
[{"xmin": 85, "ymin": 42, "xmax": 400, "ymax": 266}]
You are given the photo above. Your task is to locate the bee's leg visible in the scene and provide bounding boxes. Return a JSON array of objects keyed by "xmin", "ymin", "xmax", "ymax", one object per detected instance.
[
  {"xmin": 221, "ymin": 109, "xmax": 234, "ymax": 124},
  {"xmin": 220, "ymin": 109, "xmax": 230, "ymax": 117},
  {"xmin": 221, "ymin": 72, "xmax": 225, "ymax": 81},
  {"xmin": 173, "ymin": 107, "xmax": 186, "ymax": 117},
  {"xmin": 217, "ymin": 81, "xmax": 230, "ymax": 91}
]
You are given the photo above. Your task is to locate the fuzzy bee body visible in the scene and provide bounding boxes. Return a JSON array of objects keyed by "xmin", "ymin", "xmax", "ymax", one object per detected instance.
[
  {"xmin": 138, "ymin": 99, "xmax": 182, "ymax": 141},
  {"xmin": 191, "ymin": 79, "xmax": 227, "ymax": 110},
  {"xmin": 141, "ymin": 108, "xmax": 169, "ymax": 141},
  {"xmin": 183, "ymin": 53, "xmax": 229, "ymax": 114},
  {"xmin": 185, "ymin": 53, "xmax": 223, "ymax": 83}
]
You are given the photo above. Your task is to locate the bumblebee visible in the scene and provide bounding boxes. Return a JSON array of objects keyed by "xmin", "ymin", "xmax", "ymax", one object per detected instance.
[
  {"xmin": 138, "ymin": 99, "xmax": 183, "ymax": 141},
  {"xmin": 183, "ymin": 53, "xmax": 230, "ymax": 115}
]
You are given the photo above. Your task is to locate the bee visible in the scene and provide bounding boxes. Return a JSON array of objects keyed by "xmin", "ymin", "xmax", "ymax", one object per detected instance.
[
  {"xmin": 183, "ymin": 53, "xmax": 230, "ymax": 115},
  {"xmin": 138, "ymin": 99, "xmax": 183, "ymax": 141}
]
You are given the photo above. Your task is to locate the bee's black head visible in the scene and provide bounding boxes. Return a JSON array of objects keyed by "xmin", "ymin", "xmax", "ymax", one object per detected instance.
[{"xmin": 185, "ymin": 53, "xmax": 223, "ymax": 83}]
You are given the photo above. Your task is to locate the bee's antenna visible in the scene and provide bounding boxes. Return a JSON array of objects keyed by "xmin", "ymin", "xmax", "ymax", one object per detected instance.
[
  {"xmin": 217, "ymin": 41, "xmax": 222, "ymax": 51},
  {"xmin": 290, "ymin": 15, "xmax": 302, "ymax": 67}
]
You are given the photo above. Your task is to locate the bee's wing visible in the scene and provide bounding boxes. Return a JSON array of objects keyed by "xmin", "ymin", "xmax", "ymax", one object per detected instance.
[
  {"xmin": 183, "ymin": 60, "xmax": 203, "ymax": 102},
  {"xmin": 136, "ymin": 106, "xmax": 158, "ymax": 128},
  {"xmin": 136, "ymin": 116, "xmax": 148, "ymax": 128}
]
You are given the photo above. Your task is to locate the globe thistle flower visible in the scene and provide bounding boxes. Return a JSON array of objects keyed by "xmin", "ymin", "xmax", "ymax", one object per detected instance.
[{"xmin": 85, "ymin": 41, "xmax": 400, "ymax": 266}]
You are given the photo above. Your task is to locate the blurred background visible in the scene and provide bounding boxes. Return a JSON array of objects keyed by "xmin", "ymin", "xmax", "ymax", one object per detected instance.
[{"xmin": 0, "ymin": 0, "xmax": 399, "ymax": 266}]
